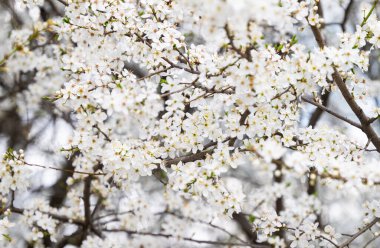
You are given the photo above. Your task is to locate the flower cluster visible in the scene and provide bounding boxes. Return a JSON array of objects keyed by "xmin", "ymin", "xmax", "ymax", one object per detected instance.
[{"xmin": 0, "ymin": 149, "xmax": 30, "ymax": 196}]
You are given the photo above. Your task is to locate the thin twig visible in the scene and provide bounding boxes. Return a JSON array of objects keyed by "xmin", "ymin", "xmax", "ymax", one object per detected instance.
[
  {"xmin": 103, "ymin": 228, "xmax": 269, "ymax": 247},
  {"xmin": 301, "ymin": 96, "xmax": 362, "ymax": 129},
  {"xmin": 338, "ymin": 218, "xmax": 379, "ymax": 248},
  {"xmin": 24, "ymin": 161, "xmax": 105, "ymax": 176}
]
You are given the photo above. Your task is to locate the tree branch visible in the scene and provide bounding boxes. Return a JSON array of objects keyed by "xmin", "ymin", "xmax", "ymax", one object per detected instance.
[
  {"xmin": 338, "ymin": 218, "xmax": 379, "ymax": 248},
  {"xmin": 103, "ymin": 228, "xmax": 270, "ymax": 248},
  {"xmin": 301, "ymin": 96, "xmax": 362, "ymax": 129},
  {"xmin": 307, "ymin": 15, "xmax": 380, "ymax": 153}
]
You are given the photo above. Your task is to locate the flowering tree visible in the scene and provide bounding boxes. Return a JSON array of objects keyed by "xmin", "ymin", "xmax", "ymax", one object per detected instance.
[{"xmin": 1, "ymin": 0, "xmax": 380, "ymax": 247}]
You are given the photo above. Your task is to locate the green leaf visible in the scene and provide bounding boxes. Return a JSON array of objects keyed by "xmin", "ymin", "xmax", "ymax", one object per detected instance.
[
  {"xmin": 2, "ymin": 234, "xmax": 12, "ymax": 242},
  {"xmin": 276, "ymin": 44, "xmax": 284, "ymax": 52},
  {"xmin": 248, "ymin": 215, "xmax": 256, "ymax": 223},
  {"xmin": 290, "ymin": 35, "xmax": 298, "ymax": 46},
  {"xmin": 159, "ymin": 78, "xmax": 168, "ymax": 85},
  {"xmin": 63, "ymin": 16, "xmax": 71, "ymax": 24}
]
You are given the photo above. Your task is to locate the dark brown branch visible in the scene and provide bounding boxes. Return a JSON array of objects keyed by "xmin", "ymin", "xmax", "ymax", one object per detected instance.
[
  {"xmin": 162, "ymin": 58, "xmax": 200, "ymax": 75},
  {"xmin": 49, "ymin": 153, "xmax": 77, "ymax": 207},
  {"xmin": 233, "ymin": 212, "xmax": 258, "ymax": 243},
  {"xmin": 163, "ymin": 149, "xmax": 214, "ymax": 167},
  {"xmin": 331, "ymin": 69, "xmax": 380, "ymax": 152},
  {"xmin": 55, "ymin": 0, "xmax": 68, "ymax": 6},
  {"xmin": 307, "ymin": 91, "xmax": 330, "ymax": 128},
  {"xmin": 273, "ymin": 159, "xmax": 285, "ymax": 239},
  {"xmin": 341, "ymin": 0, "xmax": 354, "ymax": 32},
  {"xmin": 224, "ymin": 24, "xmax": 253, "ymax": 62},
  {"xmin": 83, "ymin": 177, "xmax": 92, "ymax": 230}
]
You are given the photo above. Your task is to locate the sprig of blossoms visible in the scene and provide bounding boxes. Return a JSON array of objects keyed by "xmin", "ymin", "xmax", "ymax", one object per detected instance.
[{"xmin": 0, "ymin": 149, "xmax": 30, "ymax": 196}]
